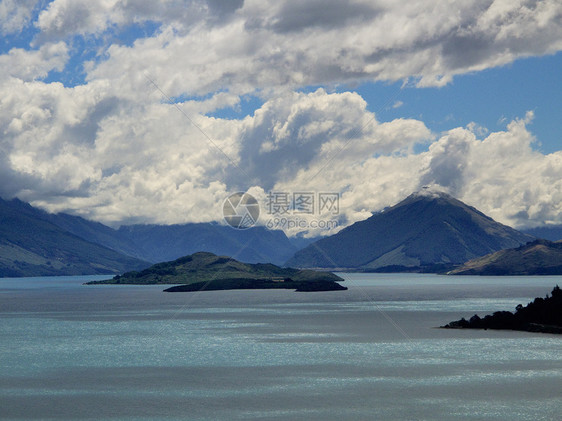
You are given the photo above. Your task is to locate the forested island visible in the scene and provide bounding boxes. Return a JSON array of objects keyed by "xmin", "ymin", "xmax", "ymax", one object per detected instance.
[
  {"xmin": 442, "ymin": 285, "xmax": 562, "ymax": 334},
  {"xmin": 85, "ymin": 251, "xmax": 346, "ymax": 292}
]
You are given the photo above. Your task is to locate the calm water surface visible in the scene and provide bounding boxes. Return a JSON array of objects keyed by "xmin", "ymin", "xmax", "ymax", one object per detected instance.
[{"xmin": 0, "ymin": 274, "xmax": 561, "ymax": 420}]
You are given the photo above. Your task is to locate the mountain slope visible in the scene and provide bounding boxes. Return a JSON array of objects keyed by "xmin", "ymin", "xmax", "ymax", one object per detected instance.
[
  {"xmin": 43, "ymin": 212, "xmax": 144, "ymax": 259},
  {"xmin": 5, "ymin": 199, "xmax": 298, "ymax": 266},
  {"xmin": 286, "ymin": 189, "xmax": 534, "ymax": 270},
  {"xmin": 0, "ymin": 198, "xmax": 149, "ymax": 277},
  {"xmin": 448, "ymin": 239, "xmax": 562, "ymax": 275}
]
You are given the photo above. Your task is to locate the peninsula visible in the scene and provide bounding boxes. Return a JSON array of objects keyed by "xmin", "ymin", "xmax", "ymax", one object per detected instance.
[{"xmin": 442, "ymin": 285, "xmax": 562, "ymax": 334}]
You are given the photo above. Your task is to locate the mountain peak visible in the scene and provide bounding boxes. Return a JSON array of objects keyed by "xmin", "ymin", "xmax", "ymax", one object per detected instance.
[
  {"xmin": 286, "ymin": 190, "xmax": 534, "ymax": 271},
  {"xmin": 411, "ymin": 186, "xmax": 452, "ymax": 200}
]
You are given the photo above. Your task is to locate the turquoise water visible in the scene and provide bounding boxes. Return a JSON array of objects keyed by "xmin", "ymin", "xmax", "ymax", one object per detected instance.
[{"xmin": 0, "ymin": 274, "xmax": 561, "ymax": 420}]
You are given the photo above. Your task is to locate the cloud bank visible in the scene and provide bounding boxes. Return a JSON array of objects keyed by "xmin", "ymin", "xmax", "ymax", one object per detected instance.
[{"xmin": 0, "ymin": 0, "xmax": 561, "ymax": 235}]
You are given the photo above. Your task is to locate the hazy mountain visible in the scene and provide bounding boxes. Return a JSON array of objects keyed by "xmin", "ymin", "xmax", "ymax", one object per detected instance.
[
  {"xmin": 523, "ymin": 225, "xmax": 562, "ymax": 241},
  {"xmin": 0, "ymin": 198, "xmax": 149, "ymax": 277},
  {"xmin": 448, "ymin": 239, "xmax": 562, "ymax": 275},
  {"xmin": 43, "ymin": 211, "xmax": 144, "ymax": 259},
  {"xmin": 0, "ymin": 197, "xmax": 299, "ymax": 273},
  {"xmin": 116, "ymin": 223, "xmax": 297, "ymax": 265},
  {"xmin": 286, "ymin": 189, "xmax": 534, "ymax": 271},
  {"xmin": 48, "ymin": 211, "xmax": 298, "ymax": 265}
]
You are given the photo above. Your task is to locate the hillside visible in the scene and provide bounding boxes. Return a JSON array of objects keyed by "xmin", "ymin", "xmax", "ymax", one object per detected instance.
[
  {"xmin": 287, "ymin": 189, "xmax": 534, "ymax": 271},
  {"xmin": 448, "ymin": 239, "xmax": 562, "ymax": 275},
  {"xmin": 0, "ymin": 198, "xmax": 149, "ymax": 277},
  {"xmin": 86, "ymin": 251, "xmax": 346, "ymax": 291}
]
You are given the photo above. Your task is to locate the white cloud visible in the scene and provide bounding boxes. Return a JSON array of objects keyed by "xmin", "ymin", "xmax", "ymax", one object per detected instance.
[
  {"xmin": 35, "ymin": 0, "xmax": 243, "ymax": 41},
  {"xmin": 74, "ymin": 0, "xmax": 562, "ymax": 99},
  {"xmin": 0, "ymin": 0, "xmax": 36, "ymax": 35},
  {"xmin": 0, "ymin": 42, "xmax": 68, "ymax": 81},
  {"xmin": 1, "ymin": 68, "xmax": 561, "ymax": 235},
  {"xmin": 1, "ymin": 1, "xmax": 562, "ymax": 236},
  {"xmin": 36, "ymin": 0, "xmax": 119, "ymax": 38}
]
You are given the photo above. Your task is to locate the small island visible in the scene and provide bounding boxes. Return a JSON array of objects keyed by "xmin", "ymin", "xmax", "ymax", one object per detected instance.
[
  {"xmin": 442, "ymin": 285, "xmax": 562, "ymax": 334},
  {"xmin": 85, "ymin": 251, "xmax": 347, "ymax": 292}
]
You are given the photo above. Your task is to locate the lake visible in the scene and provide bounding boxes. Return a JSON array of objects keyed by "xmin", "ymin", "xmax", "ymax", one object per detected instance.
[{"xmin": 0, "ymin": 274, "xmax": 561, "ymax": 420}]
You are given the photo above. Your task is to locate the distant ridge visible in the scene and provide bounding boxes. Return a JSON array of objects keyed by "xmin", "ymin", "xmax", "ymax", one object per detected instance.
[
  {"xmin": 116, "ymin": 223, "xmax": 297, "ymax": 265},
  {"xmin": 39, "ymin": 204, "xmax": 298, "ymax": 266},
  {"xmin": 523, "ymin": 225, "xmax": 562, "ymax": 242},
  {"xmin": 0, "ymin": 197, "xmax": 300, "ymax": 278},
  {"xmin": 286, "ymin": 189, "xmax": 534, "ymax": 271},
  {"xmin": 448, "ymin": 239, "xmax": 562, "ymax": 275}
]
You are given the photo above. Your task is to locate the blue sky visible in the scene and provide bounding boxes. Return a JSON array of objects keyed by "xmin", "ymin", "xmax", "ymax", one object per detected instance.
[
  {"xmin": 211, "ymin": 52, "xmax": 561, "ymax": 154},
  {"xmin": 368, "ymin": 53, "xmax": 562, "ymax": 154},
  {"xmin": 1, "ymin": 0, "xmax": 561, "ymax": 234}
]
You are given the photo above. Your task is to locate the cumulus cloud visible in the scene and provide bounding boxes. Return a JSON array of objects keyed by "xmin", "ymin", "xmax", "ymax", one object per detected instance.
[
  {"xmin": 260, "ymin": 109, "xmax": 562, "ymax": 236},
  {"xmin": 1, "ymin": 0, "xmax": 562, "ymax": 237},
  {"xmin": 36, "ymin": 0, "xmax": 121, "ymax": 39},
  {"xmin": 0, "ymin": 42, "xmax": 68, "ymax": 81},
  {"xmin": 0, "ymin": 0, "xmax": 36, "ymax": 35},
  {"xmin": 79, "ymin": 0, "xmax": 562, "ymax": 99},
  {"xmin": 419, "ymin": 128, "xmax": 472, "ymax": 196},
  {"xmin": 35, "ymin": 0, "xmax": 243, "ymax": 41},
  {"xmin": 1, "ymin": 66, "xmax": 561, "ymax": 234}
]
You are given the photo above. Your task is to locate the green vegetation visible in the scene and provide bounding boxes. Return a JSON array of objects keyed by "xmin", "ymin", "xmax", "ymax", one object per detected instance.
[
  {"xmin": 442, "ymin": 285, "xmax": 562, "ymax": 334},
  {"xmin": 86, "ymin": 252, "xmax": 346, "ymax": 292}
]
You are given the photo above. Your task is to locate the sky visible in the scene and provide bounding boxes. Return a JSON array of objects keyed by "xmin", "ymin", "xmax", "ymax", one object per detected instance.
[{"xmin": 0, "ymin": 0, "xmax": 561, "ymax": 237}]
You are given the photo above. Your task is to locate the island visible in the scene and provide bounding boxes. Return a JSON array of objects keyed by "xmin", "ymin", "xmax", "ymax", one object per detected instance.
[
  {"xmin": 442, "ymin": 285, "xmax": 562, "ymax": 334},
  {"xmin": 85, "ymin": 251, "xmax": 347, "ymax": 292}
]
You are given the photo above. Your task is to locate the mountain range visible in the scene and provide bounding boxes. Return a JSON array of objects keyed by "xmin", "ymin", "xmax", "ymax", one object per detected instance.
[
  {"xmin": 39, "ymin": 202, "xmax": 298, "ymax": 265},
  {"xmin": 0, "ymin": 197, "xmax": 299, "ymax": 277},
  {"xmin": 2, "ymin": 189, "xmax": 554, "ymax": 277},
  {"xmin": 287, "ymin": 189, "xmax": 534, "ymax": 271}
]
